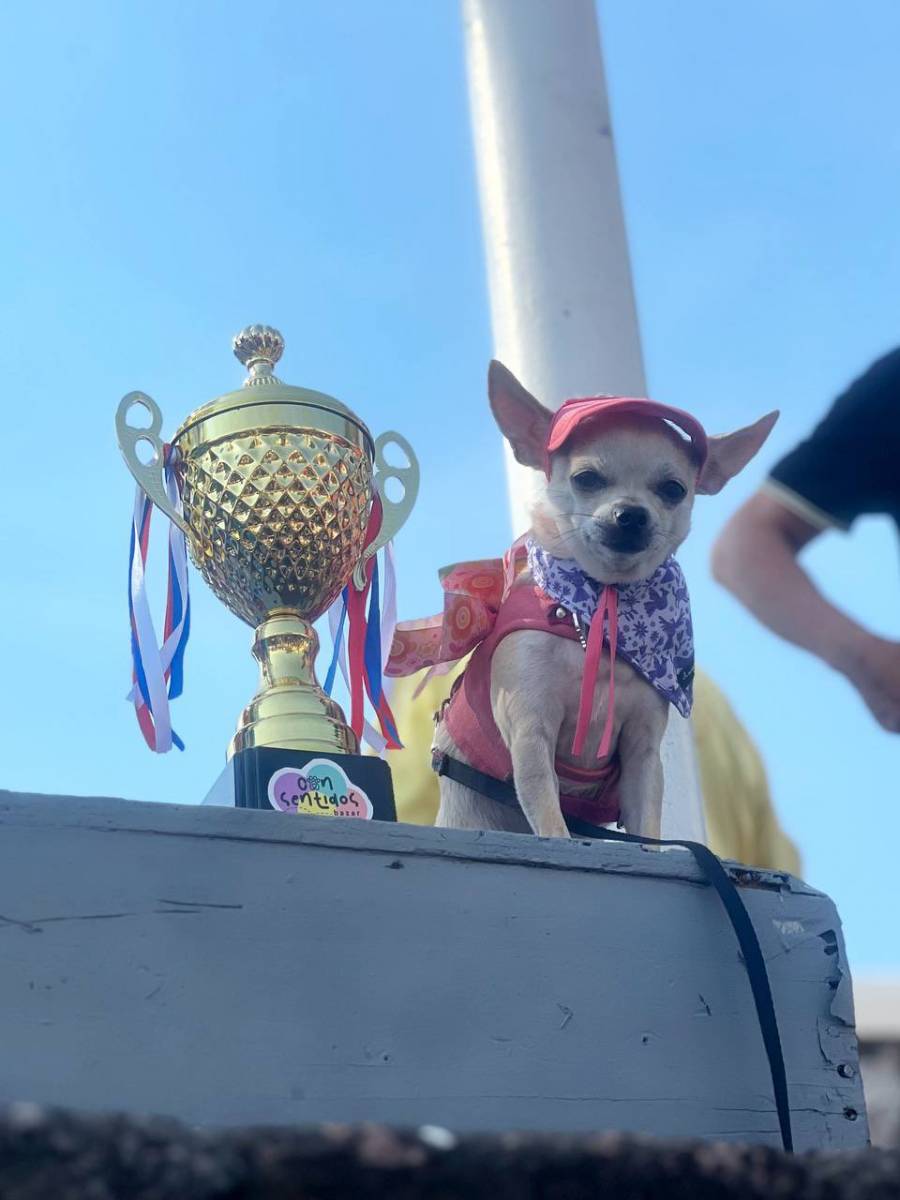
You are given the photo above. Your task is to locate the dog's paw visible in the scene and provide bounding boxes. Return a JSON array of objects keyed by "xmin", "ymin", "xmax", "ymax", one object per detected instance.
[{"xmin": 535, "ymin": 820, "xmax": 571, "ymax": 840}]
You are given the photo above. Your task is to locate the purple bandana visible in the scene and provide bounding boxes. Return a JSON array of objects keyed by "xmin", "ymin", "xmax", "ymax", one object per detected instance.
[{"xmin": 527, "ymin": 537, "xmax": 695, "ymax": 717}]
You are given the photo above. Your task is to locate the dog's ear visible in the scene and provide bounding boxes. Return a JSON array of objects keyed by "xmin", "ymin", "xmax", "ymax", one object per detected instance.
[
  {"xmin": 696, "ymin": 411, "xmax": 780, "ymax": 495},
  {"xmin": 488, "ymin": 361, "xmax": 554, "ymax": 470}
]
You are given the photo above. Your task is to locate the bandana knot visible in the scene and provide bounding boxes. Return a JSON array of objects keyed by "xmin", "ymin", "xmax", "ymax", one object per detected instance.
[{"xmin": 527, "ymin": 538, "xmax": 694, "ymax": 758}]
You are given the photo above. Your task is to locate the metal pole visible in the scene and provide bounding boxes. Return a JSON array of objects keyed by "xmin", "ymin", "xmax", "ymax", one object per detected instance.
[{"xmin": 461, "ymin": 0, "xmax": 705, "ymax": 840}]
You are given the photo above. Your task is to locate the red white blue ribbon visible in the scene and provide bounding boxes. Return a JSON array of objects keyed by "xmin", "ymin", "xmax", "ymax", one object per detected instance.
[
  {"xmin": 323, "ymin": 496, "xmax": 401, "ymax": 753},
  {"xmin": 126, "ymin": 447, "xmax": 191, "ymax": 752}
]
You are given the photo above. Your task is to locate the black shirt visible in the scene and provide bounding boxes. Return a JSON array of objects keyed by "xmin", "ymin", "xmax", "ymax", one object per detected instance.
[{"xmin": 768, "ymin": 348, "xmax": 900, "ymax": 529}]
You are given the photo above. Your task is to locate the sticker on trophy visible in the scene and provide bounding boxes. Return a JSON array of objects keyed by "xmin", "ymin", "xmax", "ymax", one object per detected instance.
[{"xmin": 266, "ymin": 760, "xmax": 375, "ymax": 820}]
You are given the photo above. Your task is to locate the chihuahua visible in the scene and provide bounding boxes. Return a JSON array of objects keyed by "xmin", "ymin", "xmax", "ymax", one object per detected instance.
[{"xmin": 429, "ymin": 361, "xmax": 777, "ymax": 841}]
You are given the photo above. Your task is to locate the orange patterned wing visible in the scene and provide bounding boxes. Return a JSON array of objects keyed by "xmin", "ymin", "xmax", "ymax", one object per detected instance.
[{"xmin": 386, "ymin": 558, "xmax": 506, "ymax": 677}]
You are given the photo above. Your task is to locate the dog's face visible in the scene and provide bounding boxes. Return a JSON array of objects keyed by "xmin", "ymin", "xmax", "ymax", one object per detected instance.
[
  {"xmin": 488, "ymin": 361, "xmax": 778, "ymax": 584},
  {"xmin": 539, "ymin": 416, "xmax": 698, "ymax": 582}
]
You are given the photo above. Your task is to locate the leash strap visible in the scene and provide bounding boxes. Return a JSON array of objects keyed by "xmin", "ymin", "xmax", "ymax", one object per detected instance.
[{"xmin": 432, "ymin": 751, "xmax": 793, "ymax": 1153}]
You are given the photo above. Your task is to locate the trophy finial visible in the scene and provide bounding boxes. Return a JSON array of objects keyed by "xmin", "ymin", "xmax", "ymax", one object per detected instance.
[{"xmin": 233, "ymin": 324, "xmax": 285, "ymax": 387}]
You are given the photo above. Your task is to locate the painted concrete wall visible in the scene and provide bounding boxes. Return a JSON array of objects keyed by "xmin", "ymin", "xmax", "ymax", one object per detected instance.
[{"xmin": 0, "ymin": 791, "xmax": 867, "ymax": 1149}]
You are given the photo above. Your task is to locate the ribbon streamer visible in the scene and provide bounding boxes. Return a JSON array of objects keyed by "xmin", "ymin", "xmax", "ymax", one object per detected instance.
[
  {"xmin": 325, "ymin": 590, "xmax": 389, "ymax": 755},
  {"xmin": 323, "ymin": 495, "xmax": 402, "ymax": 752},
  {"xmin": 126, "ymin": 447, "xmax": 190, "ymax": 752}
]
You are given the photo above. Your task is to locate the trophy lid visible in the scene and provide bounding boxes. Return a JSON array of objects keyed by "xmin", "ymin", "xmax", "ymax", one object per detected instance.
[{"xmin": 173, "ymin": 325, "xmax": 374, "ymax": 453}]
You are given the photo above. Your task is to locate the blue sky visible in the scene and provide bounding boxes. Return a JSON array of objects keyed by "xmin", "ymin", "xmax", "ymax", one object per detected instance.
[{"xmin": 1, "ymin": 1, "xmax": 898, "ymax": 969}]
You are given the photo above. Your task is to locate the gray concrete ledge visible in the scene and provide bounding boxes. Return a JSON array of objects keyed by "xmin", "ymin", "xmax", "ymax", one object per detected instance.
[
  {"xmin": 0, "ymin": 788, "xmax": 808, "ymax": 888},
  {"xmin": 0, "ymin": 791, "xmax": 868, "ymax": 1149}
]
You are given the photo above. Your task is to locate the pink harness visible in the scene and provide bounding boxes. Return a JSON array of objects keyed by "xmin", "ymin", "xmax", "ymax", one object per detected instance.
[
  {"xmin": 387, "ymin": 544, "xmax": 622, "ymax": 825},
  {"xmin": 443, "ymin": 571, "xmax": 621, "ymax": 827}
]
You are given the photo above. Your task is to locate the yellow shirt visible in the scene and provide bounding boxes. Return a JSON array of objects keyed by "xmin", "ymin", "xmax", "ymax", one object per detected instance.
[{"xmin": 383, "ymin": 662, "xmax": 801, "ymax": 875}]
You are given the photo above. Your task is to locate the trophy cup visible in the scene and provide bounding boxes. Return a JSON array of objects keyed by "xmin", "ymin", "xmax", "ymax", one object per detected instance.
[{"xmin": 116, "ymin": 324, "xmax": 419, "ymax": 819}]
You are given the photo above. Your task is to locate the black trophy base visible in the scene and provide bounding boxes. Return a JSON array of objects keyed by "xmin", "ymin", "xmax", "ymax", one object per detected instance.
[{"xmin": 203, "ymin": 745, "xmax": 396, "ymax": 824}]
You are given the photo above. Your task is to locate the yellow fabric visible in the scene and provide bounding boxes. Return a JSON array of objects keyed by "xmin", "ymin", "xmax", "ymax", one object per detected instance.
[
  {"xmin": 691, "ymin": 671, "xmax": 801, "ymax": 874},
  {"xmin": 383, "ymin": 661, "xmax": 801, "ymax": 875}
]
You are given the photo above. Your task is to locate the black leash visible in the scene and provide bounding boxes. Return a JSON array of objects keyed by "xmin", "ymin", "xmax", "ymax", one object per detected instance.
[{"xmin": 433, "ymin": 750, "xmax": 793, "ymax": 1153}]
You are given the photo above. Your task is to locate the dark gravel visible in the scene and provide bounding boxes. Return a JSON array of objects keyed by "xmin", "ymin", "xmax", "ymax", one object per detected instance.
[{"xmin": 0, "ymin": 1104, "xmax": 898, "ymax": 1199}]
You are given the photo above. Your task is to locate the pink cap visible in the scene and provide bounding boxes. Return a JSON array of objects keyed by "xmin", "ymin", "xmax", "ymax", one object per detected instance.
[{"xmin": 544, "ymin": 396, "xmax": 709, "ymax": 478}]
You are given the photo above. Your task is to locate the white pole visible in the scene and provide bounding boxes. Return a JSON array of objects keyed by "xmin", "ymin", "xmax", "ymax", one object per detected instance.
[{"xmin": 461, "ymin": 0, "xmax": 706, "ymax": 841}]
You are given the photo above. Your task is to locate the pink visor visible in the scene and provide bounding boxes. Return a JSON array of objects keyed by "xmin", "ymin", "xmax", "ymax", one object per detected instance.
[{"xmin": 544, "ymin": 396, "xmax": 709, "ymax": 478}]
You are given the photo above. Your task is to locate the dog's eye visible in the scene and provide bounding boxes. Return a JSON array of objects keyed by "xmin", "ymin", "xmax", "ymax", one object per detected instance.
[
  {"xmin": 657, "ymin": 479, "xmax": 687, "ymax": 504},
  {"xmin": 571, "ymin": 469, "xmax": 607, "ymax": 491}
]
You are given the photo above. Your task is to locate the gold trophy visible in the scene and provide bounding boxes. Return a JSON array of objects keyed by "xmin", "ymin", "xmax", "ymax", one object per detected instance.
[{"xmin": 116, "ymin": 325, "xmax": 418, "ymax": 814}]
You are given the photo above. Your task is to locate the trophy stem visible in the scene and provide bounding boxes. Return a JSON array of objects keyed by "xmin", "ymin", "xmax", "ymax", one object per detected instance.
[{"xmin": 228, "ymin": 609, "xmax": 359, "ymax": 760}]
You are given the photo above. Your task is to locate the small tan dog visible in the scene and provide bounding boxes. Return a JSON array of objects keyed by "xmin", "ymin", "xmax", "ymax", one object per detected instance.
[{"xmin": 390, "ymin": 362, "xmax": 777, "ymax": 841}]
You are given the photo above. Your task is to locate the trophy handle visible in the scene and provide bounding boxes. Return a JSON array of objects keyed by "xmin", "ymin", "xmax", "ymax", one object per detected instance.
[
  {"xmin": 352, "ymin": 431, "xmax": 420, "ymax": 590},
  {"xmin": 115, "ymin": 391, "xmax": 190, "ymax": 536}
]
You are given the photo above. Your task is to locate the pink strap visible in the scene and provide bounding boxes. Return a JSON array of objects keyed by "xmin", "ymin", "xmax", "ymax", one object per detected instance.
[
  {"xmin": 597, "ymin": 588, "xmax": 618, "ymax": 758},
  {"xmin": 571, "ymin": 585, "xmax": 618, "ymax": 760},
  {"xmin": 502, "ymin": 534, "xmax": 528, "ymax": 599}
]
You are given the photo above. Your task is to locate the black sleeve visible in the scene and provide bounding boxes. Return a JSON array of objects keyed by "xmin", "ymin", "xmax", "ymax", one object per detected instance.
[{"xmin": 768, "ymin": 348, "xmax": 900, "ymax": 528}]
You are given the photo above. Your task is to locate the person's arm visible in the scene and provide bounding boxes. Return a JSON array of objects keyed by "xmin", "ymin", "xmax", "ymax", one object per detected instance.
[{"xmin": 712, "ymin": 492, "xmax": 900, "ymax": 732}]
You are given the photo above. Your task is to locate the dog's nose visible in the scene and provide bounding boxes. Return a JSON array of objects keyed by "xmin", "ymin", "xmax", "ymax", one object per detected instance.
[{"xmin": 612, "ymin": 504, "xmax": 649, "ymax": 530}]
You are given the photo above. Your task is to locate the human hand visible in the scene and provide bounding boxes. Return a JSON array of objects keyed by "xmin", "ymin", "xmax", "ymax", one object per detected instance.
[{"xmin": 840, "ymin": 634, "xmax": 900, "ymax": 733}]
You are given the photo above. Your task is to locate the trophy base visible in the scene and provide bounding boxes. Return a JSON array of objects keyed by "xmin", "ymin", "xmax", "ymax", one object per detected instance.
[{"xmin": 203, "ymin": 745, "xmax": 397, "ymax": 823}]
